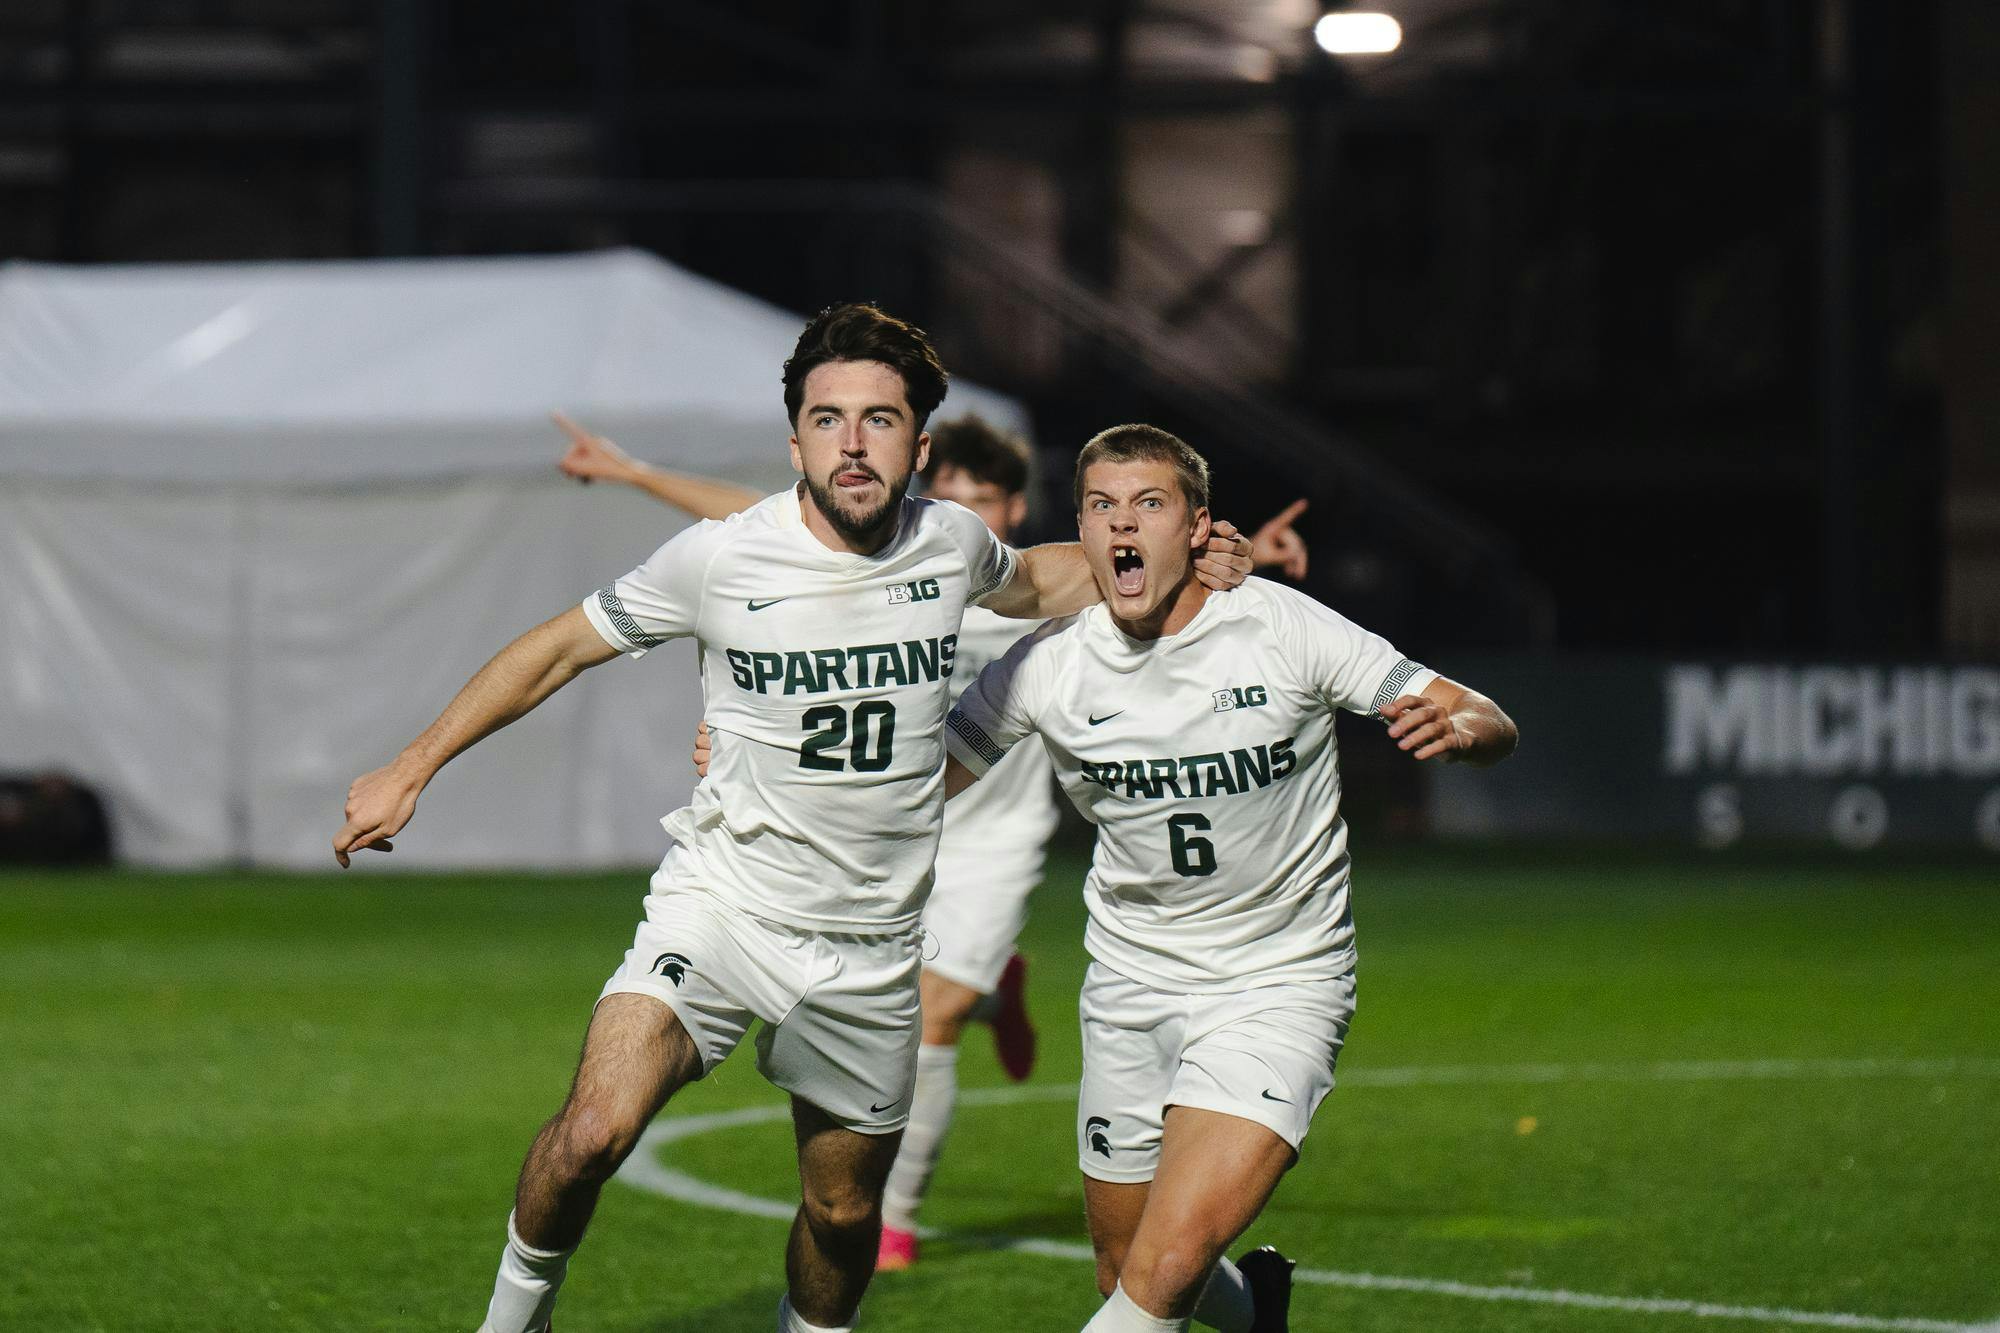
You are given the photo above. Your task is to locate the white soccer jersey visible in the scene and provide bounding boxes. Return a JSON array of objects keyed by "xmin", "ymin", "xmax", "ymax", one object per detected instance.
[
  {"xmin": 944, "ymin": 577, "xmax": 1435, "ymax": 992},
  {"xmin": 935, "ymin": 607, "xmax": 1059, "ymax": 865},
  {"xmin": 583, "ymin": 485, "xmax": 1020, "ymax": 934},
  {"xmin": 922, "ymin": 606, "xmax": 1061, "ymax": 991}
]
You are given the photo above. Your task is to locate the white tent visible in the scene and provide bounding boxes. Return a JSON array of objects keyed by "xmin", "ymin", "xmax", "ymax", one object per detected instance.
[{"xmin": 0, "ymin": 249, "xmax": 1030, "ymax": 869}]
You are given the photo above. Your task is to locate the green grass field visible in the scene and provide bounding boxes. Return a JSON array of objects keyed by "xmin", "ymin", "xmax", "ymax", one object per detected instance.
[{"xmin": 3, "ymin": 847, "xmax": 1997, "ymax": 1332}]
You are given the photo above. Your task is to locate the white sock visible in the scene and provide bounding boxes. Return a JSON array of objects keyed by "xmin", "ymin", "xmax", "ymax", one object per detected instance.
[
  {"xmin": 476, "ymin": 1211, "xmax": 573, "ymax": 1333},
  {"xmin": 880, "ymin": 1042, "xmax": 959, "ymax": 1232},
  {"xmin": 1081, "ymin": 1283, "xmax": 1191, "ymax": 1333},
  {"xmin": 1191, "ymin": 1258, "xmax": 1254, "ymax": 1332},
  {"xmin": 777, "ymin": 1293, "xmax": 854, "ymax": 1333}
]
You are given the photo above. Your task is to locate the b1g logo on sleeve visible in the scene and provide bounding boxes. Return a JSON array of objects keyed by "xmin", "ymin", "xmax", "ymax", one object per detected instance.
[
  {"xmin": 887, "ymin": 578, "xmax": 942, "ymax": 605},
  {"xmin": 1213, "ymin": 685, "xmax": 1268, "ymax": 713}
]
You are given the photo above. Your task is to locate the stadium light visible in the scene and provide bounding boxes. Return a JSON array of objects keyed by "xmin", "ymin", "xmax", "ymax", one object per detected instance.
[{"xmin": 1313, "ymin": 12, "xmax": 1402, "ymax": 55}]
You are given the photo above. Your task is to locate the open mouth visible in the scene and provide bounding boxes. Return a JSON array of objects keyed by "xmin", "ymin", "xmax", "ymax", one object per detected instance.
[{"xmin": 1111, "ymin": 544, "xmax": 1146, "ymax": 598}]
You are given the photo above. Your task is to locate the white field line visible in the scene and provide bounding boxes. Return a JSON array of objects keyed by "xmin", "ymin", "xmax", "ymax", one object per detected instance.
[
  {"xmin": 1339, "ymin": 1057, "xmax": 2000, "ymax": 1088},
  {"xmin": 614, "ymin": 1061, "xmax": 1999, "ymax": 1332}
]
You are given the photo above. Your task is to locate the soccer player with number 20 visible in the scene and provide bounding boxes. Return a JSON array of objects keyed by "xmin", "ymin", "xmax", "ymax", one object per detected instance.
[{"xmin": 332, "ymin": 306, "xmax": 1261, "ymax": 1333}]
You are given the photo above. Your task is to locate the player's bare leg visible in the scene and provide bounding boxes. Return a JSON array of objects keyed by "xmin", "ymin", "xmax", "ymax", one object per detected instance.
[
  {"xmin": 785, "ymin": 1096, "xmax": 904, "ymax": 1328},
  {"xmin": 516, "ymin": 993, "xmax": 704, "ymax": 1246},
  {"xmin": 919, "ymin": 967, "xmax": 983, "ymax": 1046},
  {"xmin": 479, "ymin": 993, "xmax": 703, "ymax": 1333},
  {"xmin": 920, "ymin": 954, "xmax": 1038, "ymax": 1071},
  {"xmin": 1083, "ymin": 1178, "xmax": 1151, "ymax": 1298},
  {"xmin": 1081, "ymin": 1107, "xmax": 1296, "ymax": 1332}
]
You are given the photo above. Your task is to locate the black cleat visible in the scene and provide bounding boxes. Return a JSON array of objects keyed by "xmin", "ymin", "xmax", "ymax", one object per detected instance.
[{"xmin": 1236, "ymin": 1245, "xmax": 1296, "ymax": 1333}]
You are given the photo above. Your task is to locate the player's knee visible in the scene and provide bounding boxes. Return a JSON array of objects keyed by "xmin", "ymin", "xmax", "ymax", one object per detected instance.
[
  {"xmin": 553, "ymin": 1102, "xmax": 642, "ymax": 1181},
  {"xmin": 1120, "ymin": 1238, "xmax": 1218, "ymax": 1311},
  {"xmin": 801, "ymin": 1182, "xmax": 880, "ymax": 1240}
]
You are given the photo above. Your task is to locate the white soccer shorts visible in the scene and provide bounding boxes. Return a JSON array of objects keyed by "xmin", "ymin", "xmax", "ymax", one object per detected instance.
[
  {"xmin": 600, "ymin": 886, "xmax": 923, "ymax": 1135},
  {"xmin": 1075, "ymin": 962, "xmax": 1357, "ymax": 1182},
  {"xmin": 919, "ymin": 837, "xmax": 1045, "ymax": 993}
]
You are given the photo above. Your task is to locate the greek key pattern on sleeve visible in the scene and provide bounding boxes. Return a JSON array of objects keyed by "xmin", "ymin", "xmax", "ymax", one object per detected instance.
[
  {"xmin": 947, "ymin": 708, "xmax": 1007, "ymax": 767},
  {"xmin": 595, "ymin": 587, "xmax": 668, "ymax": 649},
  {"xmin": 1370, "ymin": 658, "xmax": 1424, "ymax": 719},
  {"xmin": 970, "ymin": 547, "xmax": 1015, "ymax": 602}
]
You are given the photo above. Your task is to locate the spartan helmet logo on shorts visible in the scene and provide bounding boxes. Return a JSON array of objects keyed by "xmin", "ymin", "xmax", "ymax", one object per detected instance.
[
  {"xmin": 649, "ymin": 952, "xmax": 691, "ymax": 985},
  {"xmin": 1085, "ymin": 1115, "xmax": 1113, "ymax": 1158}
]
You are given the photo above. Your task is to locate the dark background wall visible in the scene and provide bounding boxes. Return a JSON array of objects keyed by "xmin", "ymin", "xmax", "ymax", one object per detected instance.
[{"xmin": 2, "ymin": 0, "xmax": 1987, "ymax": 663}]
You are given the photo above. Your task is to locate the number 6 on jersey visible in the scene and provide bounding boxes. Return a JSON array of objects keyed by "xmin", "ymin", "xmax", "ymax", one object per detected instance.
[{"xmin": 1168, "ymin": 812, "xmax": 1217, "ymax": 877}]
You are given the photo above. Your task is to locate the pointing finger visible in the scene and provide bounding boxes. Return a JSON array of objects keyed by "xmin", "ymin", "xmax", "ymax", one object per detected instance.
[{"xmin": 332, "ymin": 823, "xmax": 365, "ymax": 868}]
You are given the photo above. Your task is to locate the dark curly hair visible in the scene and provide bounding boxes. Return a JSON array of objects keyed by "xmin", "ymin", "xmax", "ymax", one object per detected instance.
[
  {"xmin": 782, "ymin": 303, "xmax": 950, "ymax": 429},
  {"xmin": 922, "ymin": 415, "xmax": 1032, "ymax": 497}
]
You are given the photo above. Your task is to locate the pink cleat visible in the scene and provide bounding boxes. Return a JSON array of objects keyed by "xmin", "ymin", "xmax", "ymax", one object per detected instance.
[
  {"xmin": 990, "ymin": 953, "xmax": 1037, "ymax": 1083},
  {"xmin": 876, "ymin": 1224, "xmax": 919, "ymax": 1272}
]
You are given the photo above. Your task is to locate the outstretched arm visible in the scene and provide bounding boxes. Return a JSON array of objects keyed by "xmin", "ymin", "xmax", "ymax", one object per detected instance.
[
  {"xmin": 333, "ymin": 606, "xmax": 621, "ymax": 866},
  {"xmin": 1379, "ymin": 675, "xmax": 1518, "ymax": 767},
  {"xmin": 982, "ymin": 522, "xmax": 1259, "ymax": 620},
  {"xmin": 554, "ymin": 412, "xmax": 759, "ymax": 522}
]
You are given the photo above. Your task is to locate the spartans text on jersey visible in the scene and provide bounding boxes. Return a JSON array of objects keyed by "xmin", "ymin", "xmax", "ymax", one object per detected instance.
[
  {"xmin": 724, "ymin": 636, "xmax": 959, "ymax": 696},
  {"xmin": 1079, "ymin": 736, "xmax": 1298, "ymax": 799}
]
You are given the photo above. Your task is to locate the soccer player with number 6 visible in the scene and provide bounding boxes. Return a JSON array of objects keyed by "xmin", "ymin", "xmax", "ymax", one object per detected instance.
[{"xmin": 940, "ymin": 425, "xmax": 1519, "ymax": 1333}]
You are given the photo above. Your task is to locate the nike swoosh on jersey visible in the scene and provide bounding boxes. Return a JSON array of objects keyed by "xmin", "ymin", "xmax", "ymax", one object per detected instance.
[
  {"xmin": 746, "ymin": 598, "xmax": 789, "ymax": 611},
  {"xmin": 1088, "ymin": 711, "xmax": 1125, "ymax": 726},
  {"xmin": 869, "ymin": 1096, "xmax": 904, "ymax": 1114},
  {"xmin": 1260, "ymin": 1089, "xmax": 1291, "ymax": 1104}
]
